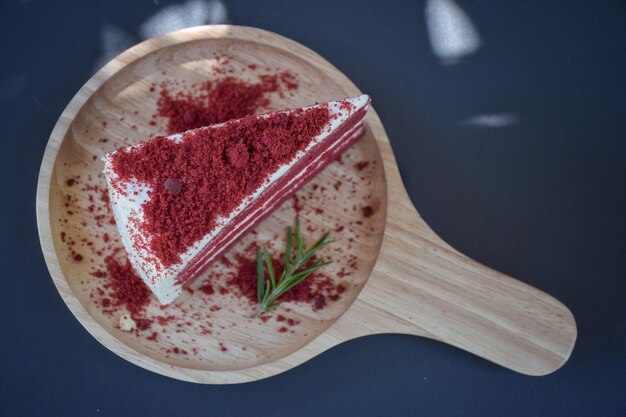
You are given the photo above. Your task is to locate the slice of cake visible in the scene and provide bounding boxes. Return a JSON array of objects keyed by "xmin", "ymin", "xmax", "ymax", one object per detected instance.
[{"xmin": 103, "ymin": 94, "xmax": 371, "ymax": 304}]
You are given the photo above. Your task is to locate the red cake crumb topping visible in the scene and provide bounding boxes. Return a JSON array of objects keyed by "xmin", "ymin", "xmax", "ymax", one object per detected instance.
[
  {"xmin": 157, "ymin": 72, "xmax": 297, "ymax": 134},
  {"xmin": 104, "ymin": 254, "xmax": 151, "ymax": 316},
  {"xmin": 199, "ymin": 283, "xmax": 215, "ymax": 295},
  {"xmin": 354, "ymin": 161, "xmax": 369, "ymax": 171},
  {"xmin": 111, "ymin": 106, "xmax": 330, "ymax": 266}
]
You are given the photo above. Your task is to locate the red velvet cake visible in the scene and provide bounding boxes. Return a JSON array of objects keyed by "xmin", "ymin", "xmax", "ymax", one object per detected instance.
[{"xmin": 103, "ymin": 95, "xmax": 371, "ymax": 304}]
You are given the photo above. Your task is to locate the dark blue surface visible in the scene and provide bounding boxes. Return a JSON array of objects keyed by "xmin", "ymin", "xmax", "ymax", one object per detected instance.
[{"xmin": 2, "ymin": 0, "xmax": 625, "ymax": 416}]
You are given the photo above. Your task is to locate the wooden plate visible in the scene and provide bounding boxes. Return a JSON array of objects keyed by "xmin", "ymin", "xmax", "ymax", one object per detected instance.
[{"xmin": 37, "ymin": 25, "xmax": 576, "ymax": 383}]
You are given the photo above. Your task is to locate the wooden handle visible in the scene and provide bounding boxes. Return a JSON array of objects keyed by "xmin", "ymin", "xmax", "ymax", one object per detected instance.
[{"xmin": 330, "ymin": 127, "xmax": 577, "ymax": 376}]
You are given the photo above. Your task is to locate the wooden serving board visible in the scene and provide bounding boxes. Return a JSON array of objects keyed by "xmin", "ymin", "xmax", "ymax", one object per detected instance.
[{"xmin": 36, "ymin": 25, "xmax": 576, "ymax": 383}]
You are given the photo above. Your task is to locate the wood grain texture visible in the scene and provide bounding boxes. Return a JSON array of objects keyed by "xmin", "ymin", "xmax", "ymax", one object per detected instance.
[{"xmin": 36, "ymin": 25, "xmax": 576, "ymax": 383}]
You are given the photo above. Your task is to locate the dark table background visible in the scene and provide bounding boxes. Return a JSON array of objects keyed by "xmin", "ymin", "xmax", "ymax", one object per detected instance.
[{"xmin": 2, "ymin": 0, "xmax": 625, "ymax": 416}]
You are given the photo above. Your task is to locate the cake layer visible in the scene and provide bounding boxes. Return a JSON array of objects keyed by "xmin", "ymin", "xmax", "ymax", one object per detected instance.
[{"xmin": 104, "ymin": 95, "xmax": 371, "ymax": 304}]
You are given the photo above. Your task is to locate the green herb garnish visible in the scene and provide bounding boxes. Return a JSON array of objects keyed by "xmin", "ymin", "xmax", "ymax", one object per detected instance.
[{"xmin": 252, "ymin": 219, "xmax": 333, "ymax": 318}]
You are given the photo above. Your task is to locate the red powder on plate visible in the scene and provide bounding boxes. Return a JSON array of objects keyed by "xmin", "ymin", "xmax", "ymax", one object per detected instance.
[
  {"xmin": 279, "ymin": 71, "xmax": 299, "ymax": 90},
  {"xmin": 313, "ymin": 294, "xmax": 326, "ymax": 310},
  {"xmin": 111, "ymin": 106, "xmax": 330, "ymax": 266},
  {"xmin": 354, "ymin": 161, "xmax": 369, "ymax": 171},
  {"xmin": 199, "ymin": 283, "xmax": 215, "ymax": 295},
  {"xmin": 292, "ymin": 194, "xmax": 302, "ymax": 214},
  {"xmin": 227, "ymin": 252, "xmax": 340, "ymax": 311},
  {"xmin": 104, "ymin": 255, "xmax": 151, "ymax": 316},
  {"xmin": 157, "ymin": 72, "xmax": 298, "ymax": 134}
]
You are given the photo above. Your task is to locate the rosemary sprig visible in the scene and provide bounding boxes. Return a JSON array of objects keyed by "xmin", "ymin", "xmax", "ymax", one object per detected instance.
[{"xmin": 252, "ymin": 219, "xmax": 334, "ymax": 318}]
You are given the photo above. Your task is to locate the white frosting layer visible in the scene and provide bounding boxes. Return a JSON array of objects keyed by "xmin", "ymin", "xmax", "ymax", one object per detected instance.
[{"xmin": 103, "ymin": 94, "xmax": 370, "ymax": 304}]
